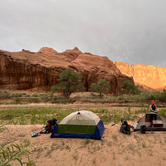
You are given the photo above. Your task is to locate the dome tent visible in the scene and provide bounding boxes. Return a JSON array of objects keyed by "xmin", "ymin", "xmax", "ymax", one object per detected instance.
[
  {"xmin": 134, "ymin": 112, "xmax": 166, "ymax": 131},
  {"xmin": 51, "ymin": 110, "xmax": 105, "ymax": 139}
]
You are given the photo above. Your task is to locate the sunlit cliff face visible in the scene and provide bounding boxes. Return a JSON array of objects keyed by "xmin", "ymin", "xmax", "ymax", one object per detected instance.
[{"xmin": 113, "ymin": 61, "xmax": 166, "ymax": 90}]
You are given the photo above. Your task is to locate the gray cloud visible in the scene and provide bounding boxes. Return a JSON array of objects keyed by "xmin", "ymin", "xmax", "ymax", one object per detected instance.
[{"xmin": 0, "ymin": 0, "xmax": 166, "ymax": 67}]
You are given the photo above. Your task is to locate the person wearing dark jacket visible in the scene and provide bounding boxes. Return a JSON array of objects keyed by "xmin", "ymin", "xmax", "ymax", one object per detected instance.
[{"xmin": 150, "ymin": 100, "xmax": 159, "ymax": 126}]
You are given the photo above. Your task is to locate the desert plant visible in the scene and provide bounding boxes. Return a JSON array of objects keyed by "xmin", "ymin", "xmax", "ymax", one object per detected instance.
[
  {"xmin": 142, "ymin": 142, "xmax": 146, "ymax": 148},
  {"xmin": 84, "ymin": 139, "xmax": 90, "ymax": 146},
  {"xmin": 107, "ymin": 141, "xmax": 112, "ymax": 146},
  {"xmin": 0, "ymin": 139, "xmax": 33, "ymax": 166},
  {"xmin": 0, "ymin": 125, "xmax": 34, "ymax": 165},
  {"xmin": 91, "ymin": 79, "xmax": 110, "ymax": 98},
  {"xmin": 51, "ymin": 68, "xmax": 85, "ymax": 98},
  {"xmin": 128, "ymin": 143, "xmax": 135, "ymax": 153},
  {"xmin": 120, "ymin": 80, "xmax": 141, "ymax": 95},
  {"xmin": 72, "ymin": 152, "xmax": 78, "ymax": 160},
  {"xmin": 65, "ymin": 145, "xmax": 70, "ymax": 150},
  {"xmin": 112, "ymin": 135, "xmax": 118, "ymax": 142}
]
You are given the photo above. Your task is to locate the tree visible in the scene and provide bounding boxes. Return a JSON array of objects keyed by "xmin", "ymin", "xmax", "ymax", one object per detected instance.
[
  {"xmin": 120, "ymin": 80, "xmax": 141, "ymax": 95},
  {"xmin": 91, "ymin": 79, "xmax": 110, "ymax": 98},
  {"xmin": 51, "ymin": 68, "xmax": 85, "ymax": 98}
]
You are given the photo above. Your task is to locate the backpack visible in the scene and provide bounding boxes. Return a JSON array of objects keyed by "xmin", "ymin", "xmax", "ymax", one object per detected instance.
[
  {"xmin": 120, "ymin": 119, "xmax": 131, "ymax": 135},
  {"xmin": 40, "ymin": 118, "xmax": 57, "ymax": 134}
]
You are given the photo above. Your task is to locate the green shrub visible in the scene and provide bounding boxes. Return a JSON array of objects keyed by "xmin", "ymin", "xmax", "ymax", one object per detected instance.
[{"xmin": 32, "ymin": 94, "xmax": 38, "ymax": 97}]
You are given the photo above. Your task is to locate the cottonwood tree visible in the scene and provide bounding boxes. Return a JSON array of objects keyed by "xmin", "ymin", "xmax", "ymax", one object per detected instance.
[
  {"xmin": 91, "ymin": 79, "xmax": 110, "ymax": 98},
  {"xmin": 51, "ymin": 68, "xmax": 84, "ymax": 98},
  {"xmin": 120, "ymin": 80, "xmax": 141, "ymax": 95}
]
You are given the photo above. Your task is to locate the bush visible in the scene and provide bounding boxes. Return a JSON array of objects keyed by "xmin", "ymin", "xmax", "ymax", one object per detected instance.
[
  {"xmin": 51, "ymin": 68, "xmax": 84, "ymax": 98},
  {"xmin": 91, "ymin": 79, "xmax": 110, "ymax": 98},
  {"xmin": 120, "ymin": 80, "xmax": 141, "ymax": 95}
]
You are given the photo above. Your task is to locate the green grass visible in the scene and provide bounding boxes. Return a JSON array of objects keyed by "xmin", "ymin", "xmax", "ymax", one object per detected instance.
[
  {"xmin": 0, "ymin": 101, "xmax": 27, "ymax": 105},
  {"xmin": 0, "ymin": 107, "xmax": 74, "ymax": 125},
  {"xmin": 0, "ymin": 106, "xmax": 151, "ymax": 125}
]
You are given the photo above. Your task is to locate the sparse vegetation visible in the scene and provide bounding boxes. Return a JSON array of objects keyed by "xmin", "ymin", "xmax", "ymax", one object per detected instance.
[
  {"xmin": 50, "ymin": 68, "xmax": 85, "ymax": 99},
  {"xmin": 0, "ymin": 106, "xmax": 154, "ymax": 125},
  {"xmin": 72, "ymin": 152, "xmax": 78, "ymax": 160},
  {"xmin": 120, "ymin": 80, "xmax": 141, "ymax": 95},
  {"xmin": 18, "ymin": 133, "xmax": 26, "ymax": 137},
  {"xmin": 84, "ymin": 139, "xmax": 90, "ymax": 146},
  {"xmin": 142, "ymin": 142, "xmax": 146, "ymax": 148},
  {"xmin": 93, "ymin": 158, "xmax": 96, "ymax": 164},
  {"xmin": 128, "ymin": 143, "xmax": 135, "ymax": 153},
  {"xmin": 1, "ymin": 89, "xmax": 166, "ymax": 105},
  {"xmin": 91, "ymin": 79, "xmax": 110, "ymax": 98},
  {"xmin": 0, "ymin": 139, "xmax": 33, "ymax": 166},
  {"xmin": 112, "ymin": 135, "xmax": 118, "ymax": 142},
  {"xmin": 1, "ymin": 89, "xmax": 166, "ymax": 165}
]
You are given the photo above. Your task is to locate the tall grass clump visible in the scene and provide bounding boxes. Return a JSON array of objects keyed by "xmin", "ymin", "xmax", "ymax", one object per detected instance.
[
  {"xmin": 0, "ymin": 125, "xmax": 35, "ymax": 166},
  {"xmin": 0, "ymin": 140, "xmax": 34, "ymax": 166}
]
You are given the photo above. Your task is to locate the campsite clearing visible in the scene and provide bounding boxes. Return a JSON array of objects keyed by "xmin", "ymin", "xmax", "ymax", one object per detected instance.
[
  {"xmin": 0, "ymin": 102, "xmax": 166, "ymax": 166},
  {"xmin": 1, "ymin": 123, "xmax": 166, "ymax": 166}
]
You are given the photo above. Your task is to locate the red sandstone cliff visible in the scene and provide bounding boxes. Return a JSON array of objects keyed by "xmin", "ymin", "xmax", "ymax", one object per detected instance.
[
  {"xmin": 113, "ymin": 61, "xmax": 166, "ymax": 91},
  {"xmin": 0, "ymin": 47, "xmax": 133, "ymax": 95}
]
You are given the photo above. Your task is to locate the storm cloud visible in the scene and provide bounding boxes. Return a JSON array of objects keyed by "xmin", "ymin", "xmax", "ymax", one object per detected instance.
[{"xmin": 0, "ymin": 0, "xmax": 166, "ymax": 67}]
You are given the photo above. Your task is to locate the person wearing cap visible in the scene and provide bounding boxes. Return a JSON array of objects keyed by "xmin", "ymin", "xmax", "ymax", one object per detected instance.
[{"xmin": 150, "ymin": 101, "xmax": 159, "ymax": 125}]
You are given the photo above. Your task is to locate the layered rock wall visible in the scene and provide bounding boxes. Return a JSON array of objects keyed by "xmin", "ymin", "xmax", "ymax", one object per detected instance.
[
  {"xmin": 113, "ymin": 61, "xmax": 166, "ymax": 91},
  {"xmin": 0, "ymin": 47, "xmax": 133, "ymax": 95}
]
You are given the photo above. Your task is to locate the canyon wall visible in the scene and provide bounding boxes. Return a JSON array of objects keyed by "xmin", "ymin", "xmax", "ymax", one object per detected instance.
[
  {"xmin": 113, "ymin": 61, "xmax": 166, "ymax": 91},
  {"xmin": 0, "ymin": 47, "xmax": 133, "ymax": 95}
]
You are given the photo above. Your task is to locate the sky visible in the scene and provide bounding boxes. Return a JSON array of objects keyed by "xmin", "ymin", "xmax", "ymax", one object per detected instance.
[{"xmin": 0, "ymin": 0, "xmax": 166, "ymax": 67}]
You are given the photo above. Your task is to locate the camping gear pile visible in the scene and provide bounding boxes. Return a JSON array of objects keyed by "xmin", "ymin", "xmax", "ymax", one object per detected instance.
[
  {"xmin": 40, "ymin": 118, "xmax": 57, "ymax": 134},
  {"xmin": 32, "ymin": 118, "xmax": 57, "ymax": 137}
]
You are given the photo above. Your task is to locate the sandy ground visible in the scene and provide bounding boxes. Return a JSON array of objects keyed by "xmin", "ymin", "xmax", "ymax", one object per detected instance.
[
  {"xmin": 0, "ymin": 91, "xmax": 166, "ymax": 165},
  {"xmin": 1, "ymin": 124, "xmax": 166, "ymax": 166}
]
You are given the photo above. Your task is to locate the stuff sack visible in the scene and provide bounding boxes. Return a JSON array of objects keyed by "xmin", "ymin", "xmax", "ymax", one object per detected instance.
[
  {"xmin": 140, "ymin": 125, "xmax": 146, "ymax": 134},
  {"xmin": 40, "ymin": 118, "xmax": 57, "ymax": 134},
  {"xmin": 120, "ymin": 119, "xmax": 131, "ymax": 135}
]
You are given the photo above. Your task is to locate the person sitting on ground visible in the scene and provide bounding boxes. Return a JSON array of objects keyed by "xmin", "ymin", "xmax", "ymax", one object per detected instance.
[{"xmin": 150, "ymin": 100, "xmax": 159, "ymax": 126}]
